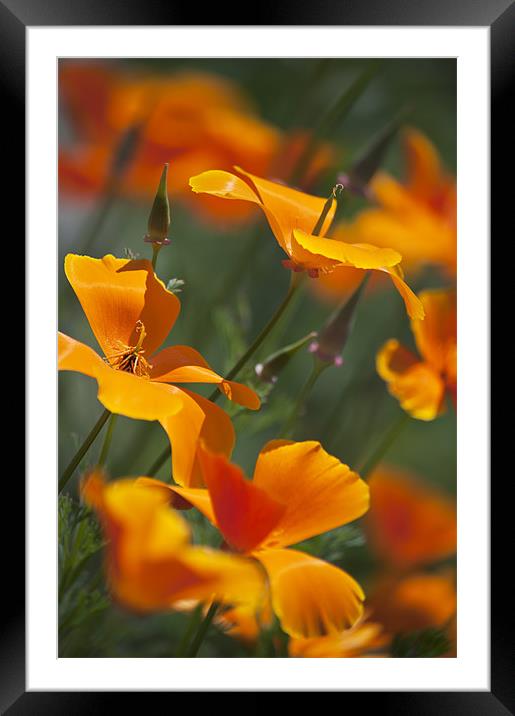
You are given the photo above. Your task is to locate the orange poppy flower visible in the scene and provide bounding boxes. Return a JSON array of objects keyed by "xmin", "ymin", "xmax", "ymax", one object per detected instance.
[
  {"xmin": 81, "ymin": 471, "xmax": 265, "ymax": 612},
  {"xmin": 369, "ymin": 571, "xmax": 456, "ymax": 635},
  {"xmin": 365, "ymin": 469, "xmax": 456, "ymax": 569},
  {"xmin": 59, "ymin": 63, "xmax": 282, "ymax": 224},
  {"xmin": 141, "ymin": 440, "xmax": 370, "ymax": 639},
  {"xmin": 288, "ymin": 615, "xmax": 389, "ymax": 658},
  {"xmin": 377, "ymin": 288, "xmax": 456, "ymax": 420},
  {"xmin": 58, "ymin": 254, "xmax": 259, "ymax": 486},
  {"xmin": 315, "ymin": 128, "xmax": 456, "ymax": 302},
  {"xmin": 189, "ymin": 167, "xmax": 424, "ymax": 319}
]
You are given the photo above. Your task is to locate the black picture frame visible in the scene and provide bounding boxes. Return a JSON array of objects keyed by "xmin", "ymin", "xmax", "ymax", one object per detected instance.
[{"xmin": 5, "ymin": 0, "xmax": 503, "ymax": 711}]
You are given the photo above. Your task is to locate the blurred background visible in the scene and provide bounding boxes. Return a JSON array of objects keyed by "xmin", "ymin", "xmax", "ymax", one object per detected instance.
[{"xmin": 58, "ymin": 58, "xmax": 457, "ymax": 657}]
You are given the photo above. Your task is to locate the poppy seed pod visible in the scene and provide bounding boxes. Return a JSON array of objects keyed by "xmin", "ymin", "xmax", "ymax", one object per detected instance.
[
  {"xmin": 309, "ymin": 272, "xmax": 370, "ymax": 366},
  {"xmin": 144, "ymin": 164, "xmax": 171, "ymax": 246}
]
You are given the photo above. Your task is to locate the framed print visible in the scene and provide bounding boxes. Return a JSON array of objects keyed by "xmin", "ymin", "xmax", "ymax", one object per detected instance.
[{"xmin": 3, "ymin": 0, "xmax": 506, "ymax": 711}]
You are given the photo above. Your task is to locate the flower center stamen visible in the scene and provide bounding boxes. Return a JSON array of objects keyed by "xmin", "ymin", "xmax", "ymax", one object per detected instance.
[{"xmin": 104, "ymin": 320, "xmax": 152, "ymax": 378}]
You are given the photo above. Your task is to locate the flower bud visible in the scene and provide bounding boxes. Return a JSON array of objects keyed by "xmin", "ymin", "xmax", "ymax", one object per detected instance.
[
  {"xmin": 309, "ymin": 273, "xmax": 370, "ymax": 366},
  {"xmin": 339, "ymin": 109, "xmax": 408, "ymax": 197},
  {"xmin": 144, "ymin": 164, "xmax": 171, "ymax": 246},
  {"xmin": 255, "ymin": 332, "xmax": 318, "ymax": 384}
]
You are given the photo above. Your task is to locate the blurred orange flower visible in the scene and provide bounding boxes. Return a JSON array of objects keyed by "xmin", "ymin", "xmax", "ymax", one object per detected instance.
[
  {"xmin": 81, "ymin": 471, "xmax": 265, "ymax": 612},
  {"xmin": 59, "ymin": 63, "xmax": 285, "ymax": 224},
  {"xmin": 315, "ymin": 129, "xmax": 456, "ymax": 302},
  {"xmin": 58, "ymin": 254, "xmax": 259, "ymax": 486},
  {"xmin": 289, "ymin": 615, "xmax": 389, "ymax": 658},
  {"xmin": 377, "ymin": 288, "xmax": 456, "ymax": 420},
  {"xmin": 369, "ymin": 571, "xmax": 456, "ymax": 636},
  {"xmin": 190, "ymin": 168, "xmax": 424, "ymax": 319},
  {"xmin": 365, "ymin": 469, "xmax": 456, "ymax": 569},
  {"xmin": 141, "ymin": 440, "xmax": 370, "ymax": 639}
]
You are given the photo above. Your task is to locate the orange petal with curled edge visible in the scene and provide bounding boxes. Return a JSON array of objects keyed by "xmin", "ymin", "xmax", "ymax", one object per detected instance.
[
  {"xmin": 291, "ymin": 228, "xmax": 402, "ymax": 270},
  {"xmin": 64, "ymin": 254, "xmax": 180, "ymax": 358},
  {"xmin": 190, "ymin": 168, "xmax": 335, "ymax": 255},
  {"xmin": 235, "ymin": 167, "xmax": 336, "ymax": 253},
  {"xmin": 253, "ymin": 440, "xmax": 369, "ymax": 549},
  {"xmin": 380, "ymin": 268, "xmax": 426, "ymax": 320},
  {"xmin": 255, "ymin": 548, "xmax": 365, "ymax": 639},
  {"xmin": 376, "ymin": 339, "xmax": 445, "ymax": 421},
  {"xmin": 58, "ymin": 332, "xmax": 183, "ymax": 421},
  {"xmin": 158, "ymin": 387, "xmax": 235, "ymax": 488},
  {"xmin": 197, "ymin": 448, "xmax": 286, "ymax": 553},
  {"xmin": 411, "ymin": 288, "xmax": 456, "ymax": 372},
  {"xmin": 150, "ymin": 345, "xmax": 260, "ymax": 410},
  {"xmin": 82, "ymin": 473, "xmax": 265, "ymax": 612}
]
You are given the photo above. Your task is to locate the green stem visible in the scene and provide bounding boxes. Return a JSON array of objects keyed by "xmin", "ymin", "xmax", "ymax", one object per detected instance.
[
  {"xmin": 145, "ymin": 275, "xmax": 305, "ymax": 478},
  {"xmin": 176, "ymin": 603, "xmax": 204, "ymax": 657},
  {"xmin": 185, "ymin": 601, "xmax": 219, "ymax": 657},
  {"xmin": 207, "ymin": 273, "xmax": 305, "ymax": 402},
  {"xmin": 151, "ymin": 245, "xmax": 160, "ymax": 271},
  {"xmin": 59, "ymin": 408, "xmax": 111, "ymax": 493},
  {"xmin": 290, "ymin": 61, "xmax": 382, "ymax": 186},
  {"xmin": 359, "ymin": 412, "xmax": 410, "ymax": 479},
  {"xmin": 98, "ymin": 414, "xmax": 117, "ymax": 467},
  {"xmin": 281, "ymin": 359, "xmax": 328, "ymax": 439}
]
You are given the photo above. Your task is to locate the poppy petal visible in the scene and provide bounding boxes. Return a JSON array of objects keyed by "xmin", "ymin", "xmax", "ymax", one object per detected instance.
[
  {"xmin": 64, "ymin": 254, "xmax": 180, "ymax": 358},
  {"xmin": 376, "ymin": 339, "xmax": 445, "ymax": 420},
  {"xmin": 291, "ymin": 229, "xmax": 402, "ymax": 270},
  {"xmin": 235, "ymin": 167, "xmax": 336, "ymax": 250},
  {"xmin": 411, "ymin": 289, "xmax": 456, "ymax": 372},
  {"xmin": 150, "ymin": 345, "xmax": 260, "ymax": 410},
  {"xmin": 253, "ymin": 440, "xmax": 369, "ymax": 548},
  {"xmin": 380, "ymin": 268, "xmax": 426, "ymax": 320},
  {"xmin": 189, "ymin": 169, "xmax": 262, "ymax": 204},
  {"xmin": 158, "ymin": 387, "xmax": 235, "ymax": 488},
  {"xmin": 366, "ymin": 470, "xmax": 457, "ymax": 568},
  {"xmin": 59, "ymin": 332, "xmax": 183, "ymax": 420},
  {"xmin": 198, "ymin": 448, "xmax": 286, "ymax": 553},
  {"xmin": 82, "ymin": 473, "xmax": 264, "ymax": 611},
  {"xmin": 255, "ymin": 548, "xmax": 364, "ymax": 638}
]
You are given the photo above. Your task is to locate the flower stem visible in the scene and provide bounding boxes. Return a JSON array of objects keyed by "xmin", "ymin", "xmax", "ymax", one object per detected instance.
[
  {"xmin": 98, "ymin": 414, "xmax": 117, "ymax": 467},
  {"xmin": 207, "ymin": 272, "xmax": 305, "ymax": 402},
  {"xmin": 145, "ymin": 275, "xmax": 304, "ymax": 478},
  {"xmin": 185, "ymin": 601, "xmax": 219, "ymax": 657},
  {"xmin": 175, "ymin": 603, "xmax": 204, "ymax": 657},
  {"xmin": 359, "ymin": 411, "xmax": 410, "ymax": 479},
  {"xmin": 281, "ymin": 359, "xmax": 328, "ymax": 439},
  {"xmin": 151, "ymin": 245, "xmax": 160, "ymax": 271},
  {"xmin": 59, "ymin": 408, "xmax": 111, "ymax": 493}
]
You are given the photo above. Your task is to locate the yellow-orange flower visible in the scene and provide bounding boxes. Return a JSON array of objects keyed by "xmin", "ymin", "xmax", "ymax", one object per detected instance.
[
  {"xmin": 315, "ymin": 129, "xmax": 456, "ymax": 302},
  {"xmin": 58, "ymin": 63, "xmax": 282, "ymax": 224},
  {"xmin": 289, "ymin": 615, "xmax": 389, "ymax": 658},
  {"xmin": 365, "ymin": 469, "xmax": 456, "ymax": 569},
  {"xmin": 189, "ymin": 167, "xmax": 424, "ymax": 319},
  {"xmin": 377, "ymin": 288, "xmax": 456, "ymax": 420},
  {"xmin": 369, "ymin": 571, "xmax": 457, "ymax": 636},
  {"xmin": 141, "ymin": 440, "xmax": 370, "ymax": 639},
  {"xmin": 81, "ymin": 471, "xmax": 265, "ymax": 612},
  {"xmin": 58, "ymin": 254, "xmax": 259, "ymax": 486}
]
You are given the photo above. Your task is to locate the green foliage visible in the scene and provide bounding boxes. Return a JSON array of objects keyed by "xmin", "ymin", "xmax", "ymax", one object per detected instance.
[
  {"xmin": 390, "ymin": 627, "xmax": 451, "ymax": 658},
  {"xmin": 166, "ymin": 277, "xmax": 185, "ymax": 294},
  {"xmin": 295, "ymin": 524, "xmax": 366, "ymax": 563},
  {"xmin": 58, "ymin": 496, "xmax": 110, "ymax": 656}
]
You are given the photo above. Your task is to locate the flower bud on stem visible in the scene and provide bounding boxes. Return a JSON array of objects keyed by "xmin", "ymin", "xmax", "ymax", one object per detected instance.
[{"xmin": 144, "ymin": 164, "xmax": 171, "ymax": 271}]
